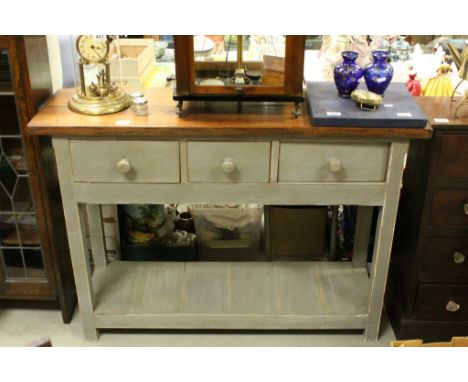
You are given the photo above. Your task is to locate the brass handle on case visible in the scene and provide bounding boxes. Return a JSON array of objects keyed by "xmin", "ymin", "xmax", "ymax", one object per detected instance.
[
  {"xmin": 446, "ymin": 301, "xmax": 461, "ymax": 313},
  {"xmin": 116, "ymin": 158, "xmax": 132, "ymax": 174},
  {"xmin": 453, "ymin": 251, "xmax": 466, "ymax": 264},
  {"xmin": 221, "ymin": 158, "xmax": 236, "ymax": 174},
  {"xmin": 464, "ymin": 203, "xmax": 468, "ymax": 216},
  {"xmin": 329, "ymin": 158, "xmax": 342, "ymax": 173}
]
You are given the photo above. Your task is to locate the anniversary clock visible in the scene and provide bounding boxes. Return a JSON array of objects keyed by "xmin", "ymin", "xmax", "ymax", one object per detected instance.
[{"xmin": 69, "ymin": 35, "xmax": 131, "ymax": 115}]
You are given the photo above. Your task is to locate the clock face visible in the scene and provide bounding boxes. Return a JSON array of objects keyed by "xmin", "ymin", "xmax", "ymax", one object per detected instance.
[{"xmin": 76, "ymin": 35, "xmax": 109, "ymax": 63}]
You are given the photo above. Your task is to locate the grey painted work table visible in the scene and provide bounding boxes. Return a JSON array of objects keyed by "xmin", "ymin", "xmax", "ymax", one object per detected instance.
[{"xmin": 28, "ymin": 88, "xmax": 432, "ymax": 341}]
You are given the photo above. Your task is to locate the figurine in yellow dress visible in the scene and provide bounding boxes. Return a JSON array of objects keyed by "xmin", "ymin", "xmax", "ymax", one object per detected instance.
[{"xmin": 422, "ymin": 57, "xmax": 455, "ymax": 96}]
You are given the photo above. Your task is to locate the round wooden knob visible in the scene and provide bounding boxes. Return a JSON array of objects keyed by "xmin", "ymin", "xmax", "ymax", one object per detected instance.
[
  {"xmin": 446, "ymin": 300, "xmax": 461, "ymax": 313},
  {"xmin": 464, "ymin": 203, "xmax": 468, "ymax": 216},
  {"xmin": 453, "ymin": 251, "xmax": 465, "ymax": 264},
  {"xmin": 221, "ymin": 158, "xmax": 236, "ymax": 174},
  {"xmin": 329, "ymin": 158, "xmax": 342, "ymax": 173},
  {"xmin": 116, "ymin": 158, "xmax": 131, "ymax": 174}
]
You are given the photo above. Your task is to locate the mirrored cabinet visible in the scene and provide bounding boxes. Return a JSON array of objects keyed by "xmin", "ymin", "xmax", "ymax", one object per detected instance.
[{"xmin": 0, "ymin": 36, "xmax": 75, "ymax": 322}]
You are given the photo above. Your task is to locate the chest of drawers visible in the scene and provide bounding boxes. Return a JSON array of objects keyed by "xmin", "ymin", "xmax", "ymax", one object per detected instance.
[{"xmin": 386, "ymin": 98, "xmax": 468, "ymax": 341}]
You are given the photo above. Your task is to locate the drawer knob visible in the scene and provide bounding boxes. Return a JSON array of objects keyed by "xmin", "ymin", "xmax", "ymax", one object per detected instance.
[
  {"xmin": 453, "ymin": 251, "xmax": 466, "ymax": 264},
  {"xmin": 464, "ymin": 203, "xmax": 468, "ymax": 216},
  {"xmin": 329, "ymin": 158, "xmax": 342, "ymax": 173},
  {"xmin": 116, "ymin": 158, "xmax": 132, "ymax": 174},
  {"xmin": 221, "ymin": 158, "xmax": 236, "ymax": 174},
  {"xmin": 446, "ymin": 300, "xmax": 461, "ymax": 313}
]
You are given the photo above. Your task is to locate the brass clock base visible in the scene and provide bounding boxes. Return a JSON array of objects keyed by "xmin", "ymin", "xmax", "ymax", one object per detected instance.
[{"xmin": 69, "ymin": 90, "xmax": 131, "ymax": 115}]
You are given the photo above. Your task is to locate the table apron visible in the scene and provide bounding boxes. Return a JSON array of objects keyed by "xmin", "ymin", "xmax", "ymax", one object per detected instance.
[{"xmin": 71, "ymin": 182, "xmax": 387, "ymax": 206}]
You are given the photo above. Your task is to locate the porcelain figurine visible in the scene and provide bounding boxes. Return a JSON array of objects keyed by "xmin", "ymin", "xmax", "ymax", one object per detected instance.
[
  {"xmin": 422, "ymin": 58, "xmax": 455, "ymax": 97},
  {"xmin": 406, "ymin": 73, "xmax": 422, "ymax": 96},
  {"xmin": 405, "ymin": 66, "xmax": 422, "ymax": 96},
  {"xmin": 364, "ymin": 50, "xmax": 394, "ymax": 95},
  {"xmin": 333, "ymin": 51, "xmax": 364, "ymax": 98}
]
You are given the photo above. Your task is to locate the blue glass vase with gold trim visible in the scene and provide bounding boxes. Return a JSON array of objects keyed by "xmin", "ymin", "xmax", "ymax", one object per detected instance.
[
  {"xmin": 333, "ymin": 51, "xmax": 364, "ymax": 98},
  {"xmin": 364, "ymin": 50, "xmax": 394, "ymax": 95}
]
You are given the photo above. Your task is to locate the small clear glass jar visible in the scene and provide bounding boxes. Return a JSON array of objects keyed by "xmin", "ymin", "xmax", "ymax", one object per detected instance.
[
  {"xmin": 130, "ymin": 91, "xmax": 144, "ymax": 100},
  {"xmin": 130, "ymin": 91, "xmax": 144, "ymax": 112},
  {"xmin": 133, "ymin": 96, "xmax": 148, "ymax": 116}
]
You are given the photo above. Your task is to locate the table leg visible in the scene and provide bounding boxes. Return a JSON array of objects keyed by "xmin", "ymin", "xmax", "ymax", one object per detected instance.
[
  {"xmin": 329, "ymin": 205, "xmax": 339, "ymax": 260},
  {"xmin": 352, "ymin": 206, "xmax": 373, "ymax": 268},
  {"xmin": 86, "ymin": 204, "xmax": 107, "ymax": 268},
  {"xmin": 365, "ymin": 141, "xmax": 408, "ymax": 342},
  {"xmin": 53, "ymin": 138, "xmax": 98, "ymax": 340}
]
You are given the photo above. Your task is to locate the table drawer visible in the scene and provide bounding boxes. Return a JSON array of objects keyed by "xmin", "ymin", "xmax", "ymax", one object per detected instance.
[
  {"xmin": 414, "ymin": 284, "xmax": 468, "ymax": 320},
  {"xmin": 420, "ymin": 237, "xmax": 468, "ymax": 282},
  {"xmin": 70, "ymin": 140, "xmax": 180, "ymax": 183},
  {"xmin": 187, "ymin": 142, "xmax": 271, "ymax": 183},
  {"xmin": 438, "ymin": 134, "xmax": 468, "ymax": 178},
  {"xmin": 430, "ymin": 189, "xmax": 468, "ymax": 227},
  {"xmin": 278, "ymin": 142, "xmax": 388, "ymax": 182}
]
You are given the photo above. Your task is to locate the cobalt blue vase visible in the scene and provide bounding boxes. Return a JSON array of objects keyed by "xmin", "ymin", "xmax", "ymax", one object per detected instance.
[
  {"xmin": 364, "ymin": 50, "xmax": 394, "ymax": 95},
  {"xmin": 333, "ymin": 51, "xmax": 364, "ymax": 98}
]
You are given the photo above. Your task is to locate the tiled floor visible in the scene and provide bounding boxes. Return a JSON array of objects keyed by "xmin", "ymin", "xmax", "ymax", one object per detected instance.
[{"xmin": 0, "ymin": 303, "xmax": 395, "ymax": 346}]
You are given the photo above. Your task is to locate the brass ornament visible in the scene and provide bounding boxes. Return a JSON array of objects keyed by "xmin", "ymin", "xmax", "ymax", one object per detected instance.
[
  {"xmin": 351, "ymin": 89, "xmax": 383, "ymax": 111},
  {"xmin": 69, "ymin": 35, "xmax": 131, "ymax": 115},
  {"xmin": 447, "ymin": 43, "xmax": 468, "ymax": 118}
]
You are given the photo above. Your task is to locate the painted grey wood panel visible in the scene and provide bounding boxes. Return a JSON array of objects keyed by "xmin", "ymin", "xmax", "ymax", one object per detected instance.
[
  {"xmin": 69, "ymin": 140, "xmax": 180, "ymax": 183},
  {"xmin": 187, "ymin": 141, "xmax": 271, "ymax": 183},
  {"xmin": 317, "ymin": 263, "xmax": 370, "ymax": 316},
  {"xmin": 352, "ymin": 206, "xmax": 374, "ymax": 267},
  {"xmin": 275, "ymin": 262, "xmax": 324, "ymax": 315},
  {"xmin": 93, "ymin": 261, "xmax": 370, "ymax": 321},
  {"xmin": 182, "ymin": 262, "xmax": 229, "ymax": 314},
  {"xmin": 53, "ymin": 139, "xmax": 98, "ymax": 340},
  {"xmin": 278, "ymin": 142, "xmax": 389, "ymax": 182},
  {"xmin": 86, "ymin": 204, "xmax": 107, "ymax": 268},
  {"xmin": 365, "ymin": 141, "xmax": 408, "ymax": 341},
  {"xmin": 93, "ymin": 261, "xmax": 141, "ymax": 313},
  {"xmin": 93, "ymin": 261, "xmax": 184, "ymax": 314},
  {"xmin": 132, "ymin": 261, "xmax": 185, "ymax": 314},
  {"xmin": 229, "ymin": 262, "xmax": 277, "ymax": 314},
  {"xmin": 270, "ymin": 141, "xmax": 280, "ymax": 183},
  {"xmin": 94, "ymin": 313, "xmax": 368, "ymax": 330},
  {"xmin": 73, "ymin": 182, "xmax": 386, "ymax": 206}
]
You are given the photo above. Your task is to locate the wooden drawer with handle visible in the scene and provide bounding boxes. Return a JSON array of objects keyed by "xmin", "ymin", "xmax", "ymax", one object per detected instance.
[
  {"xmin": 187, "ymin": 141, "xmax": 271, "ymax": 183},
  {"xmin": 420, "ymin": 237, "xmax": 468, "ymax": 282},
  {"xmin": 69, "ymin": 140, "xmax": 180, "ymax": 183},
  {"xmin": 278, "ymin": 142, "xmax": 388, "ymax": 182},
  {"xmin": 414, "ymin": 284, "xmax": 468, "ymax": 320},
  {"xmin": 438, "ymin": 134, "xmax": 468, "ymax": 178},
  {"xmin": 429, "ymin": 189, "xmax": 468, "ymax": 227}
]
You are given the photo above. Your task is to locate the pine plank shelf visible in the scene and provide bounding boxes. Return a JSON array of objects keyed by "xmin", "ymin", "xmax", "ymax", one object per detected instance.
[{"xmin": 92, "ymin": 261, "xmax": 370, "ymax": 330}]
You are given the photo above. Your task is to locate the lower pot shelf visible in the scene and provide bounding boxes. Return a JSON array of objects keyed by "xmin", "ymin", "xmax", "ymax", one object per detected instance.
[{"xmin": 92, "ymin": 261, "xmax": 370, "ymax": 330}]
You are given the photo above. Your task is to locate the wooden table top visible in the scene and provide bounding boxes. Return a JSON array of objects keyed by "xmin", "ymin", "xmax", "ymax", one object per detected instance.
[
  {"xmin": 28, "ymin": 87, "xmax": 435, "ymax": 139},
  {"xmin": 416, "ymin": 96, "xmax": 468, "ymax": 130}
]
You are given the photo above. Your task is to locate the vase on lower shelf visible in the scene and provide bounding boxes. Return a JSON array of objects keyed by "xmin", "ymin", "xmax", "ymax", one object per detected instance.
[
  {"xmin": 364, "ymin": 50, "xmax": 394, "ymax": 96},
  {"xmin": 333, "ymin": 51, "xmax": 364, "ymax": 98}
]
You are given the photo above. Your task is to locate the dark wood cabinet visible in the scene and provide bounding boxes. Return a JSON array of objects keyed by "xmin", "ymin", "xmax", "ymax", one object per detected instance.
[
  {"xmin": 386, "ymin": 97, "xmax": 468, "ymax": 341},
  {"xmin": 0, "ymin": 35, "xmax": 76, "ymax": 322}
]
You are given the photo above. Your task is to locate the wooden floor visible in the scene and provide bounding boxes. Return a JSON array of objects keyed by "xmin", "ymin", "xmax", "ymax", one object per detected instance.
[{"xmin": 92, "ymin": 261, "xmax": 370, "ymax": 330}]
